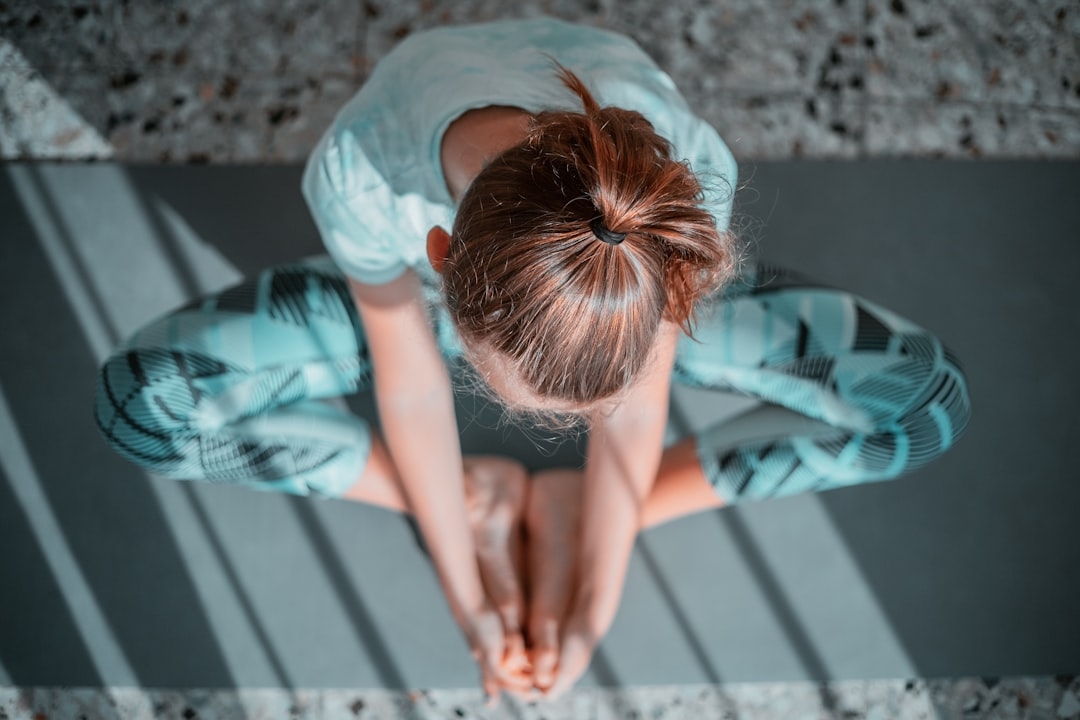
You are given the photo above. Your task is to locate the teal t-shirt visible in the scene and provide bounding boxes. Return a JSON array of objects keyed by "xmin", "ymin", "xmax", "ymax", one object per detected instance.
[{"xmin": 302, "ymin": 17, "xmax": 738, "ymax": 286}]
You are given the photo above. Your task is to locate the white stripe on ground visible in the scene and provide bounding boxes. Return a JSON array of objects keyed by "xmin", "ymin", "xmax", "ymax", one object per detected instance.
[
  {"xmin": 0, "ymin": 40, "xmax": 113, "ymax": 160},
  {"xmin": 7, "ymin": 165, "xmax": 272, "ymax": 702},
  {"xmin": 0, "ymin": 381, "xmax": 140, "ymax": 689}
]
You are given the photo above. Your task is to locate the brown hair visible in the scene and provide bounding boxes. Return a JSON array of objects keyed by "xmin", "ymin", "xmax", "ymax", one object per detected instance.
[{"xmin": 444, "ymin": 66, "xmax": 737, "ymax": 407}]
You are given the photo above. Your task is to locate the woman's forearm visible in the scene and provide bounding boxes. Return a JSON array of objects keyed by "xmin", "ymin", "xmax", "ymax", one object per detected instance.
[
  {"xmin": 575, "ymin": 321, "xmax": 679, "ymax": 634},
  {"xmin": 575, "ymin": 470, "xmax": 641, "ymax": 635},
  {"xmin": 377, "ymin": 373, "xmax": 486, "ymax": 617},
  {"xmin": 575, "ymin": 414, "xmax": 664, "ymax": 635},
  {"xmin": 350, "ymin": 272, "xmax": 485, "ymax": 618}
]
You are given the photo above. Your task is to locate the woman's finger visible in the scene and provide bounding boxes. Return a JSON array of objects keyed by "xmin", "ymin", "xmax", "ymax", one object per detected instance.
[
  {"xmin": 528, "ymin": 617, "xmax": 560, "ymax": 691},
  {"xmin": 493, "ymin": 660, "xmax": 535, "ymax": 693},
  {"xmin": 544, "ymin": 634, "xmax": 592, "ymax": 700},
  {"xmin": 482, "ymin": 643, "xmax": 514, "ymax": 706},
  {"xmin": 471, "ymin": 646, "xmax": 501, "ymax": 707},
  {"xmin": 532, "ymin": 648, "xmax": 558, "ymax": 692},
  {"xmin": 502, "ymin": 632, "xmax": 531, "ymax": 674},
  {"xmin": 478, "ymin": 630, "xmax": 532, "ymax": 694},
  {"xmin": 466, "ymin": 607, "xmax": 517, "ymax": 703}
]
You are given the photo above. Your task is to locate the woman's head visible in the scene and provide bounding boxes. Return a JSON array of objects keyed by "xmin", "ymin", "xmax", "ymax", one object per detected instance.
[{"xmin": 443, "ymin": 66, "xmax": 737, "ymax": 412}]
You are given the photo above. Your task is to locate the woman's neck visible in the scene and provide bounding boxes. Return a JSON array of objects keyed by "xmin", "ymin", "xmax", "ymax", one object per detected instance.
[{"xmin": 440, "ymin": 105, "xmax": 531, "ymax": 202}]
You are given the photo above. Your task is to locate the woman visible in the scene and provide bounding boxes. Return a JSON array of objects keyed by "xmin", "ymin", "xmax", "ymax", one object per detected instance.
[{"xmin": 95, "ymin": 17, "xmax": 971, "ymax": 702}]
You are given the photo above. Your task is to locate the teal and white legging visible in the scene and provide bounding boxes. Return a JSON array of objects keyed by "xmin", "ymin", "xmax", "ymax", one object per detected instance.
[{"xmin": 94, "ymin": 256, "xmax": 971, "ymax": 504}]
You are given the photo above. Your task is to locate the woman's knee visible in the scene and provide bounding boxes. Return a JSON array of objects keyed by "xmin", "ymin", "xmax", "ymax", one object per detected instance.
[
  {"xmin": 94, "ymin": 346, "xmax": 201, "ymax": 475},
  {"xmin": 96, "ymin": 347, "xmax": 373, "ymax": 495},
  {"xmin": 897, "ymin": 348, "xmax": 971, "ymax": 470}
]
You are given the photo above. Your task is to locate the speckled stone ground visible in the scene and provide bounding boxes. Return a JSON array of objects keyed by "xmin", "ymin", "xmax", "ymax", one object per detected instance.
[
  {"xmin": 1, "ymin": 677, "xmax": 1079, "ymax": 719},
  {"xmin": 1, "ymin": 0, "xmax": 1078, "ymax": 161}
]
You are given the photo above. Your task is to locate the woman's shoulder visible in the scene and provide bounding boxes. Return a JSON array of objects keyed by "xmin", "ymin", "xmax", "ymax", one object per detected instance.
[
  {"xmin": 354, "ymin": 19, "xmax": 670, "ymax": 114},
  {"xmin": 383, "ymin": 18, "xmax": 639, "ymax": 60}
]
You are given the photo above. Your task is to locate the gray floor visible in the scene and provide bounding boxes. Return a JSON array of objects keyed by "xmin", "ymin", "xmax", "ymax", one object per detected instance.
[{"xmin": 0, "ymin": 160, "xmax": 1078, "ymax": 692}]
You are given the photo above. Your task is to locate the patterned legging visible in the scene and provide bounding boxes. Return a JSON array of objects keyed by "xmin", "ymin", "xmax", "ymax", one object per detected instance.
[{"xmin": 94, "ymin": 256, "xmax": 970, "ymax": 503}]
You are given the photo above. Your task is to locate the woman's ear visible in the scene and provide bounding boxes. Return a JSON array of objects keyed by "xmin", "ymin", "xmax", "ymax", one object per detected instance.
[{"xmin": 426, "ymin": 226, "xmax": 451, "ymax": 274}]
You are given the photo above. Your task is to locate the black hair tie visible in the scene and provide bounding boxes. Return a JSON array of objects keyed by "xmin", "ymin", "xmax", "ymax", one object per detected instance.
[{"xmin": 591, "ymin": 217, "xmax": 627, "ymax": 246}]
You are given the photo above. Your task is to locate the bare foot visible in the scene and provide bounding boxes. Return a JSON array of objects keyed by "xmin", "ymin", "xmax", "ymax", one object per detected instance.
[
  {"xmin": 462, "ymin": 456, "xmax": 531, "ymax": 684},
  {"xmin": 524, "ymin": 468, "xmax": 584, "ymax": 691}
]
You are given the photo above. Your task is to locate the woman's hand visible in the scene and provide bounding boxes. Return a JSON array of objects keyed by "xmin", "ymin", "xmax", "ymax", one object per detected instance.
[
  {"xmin": 528, "ymin": 320, "xmax": 680, "ymax": 697},
  {"xmin": 542, "ymin": 604, "xmax": 602, "ymax": 699},
  {"xmin": 462, "ymin": 456, "xmax": 534, "ymax": 703},
  {"xmin": 458, "ymin": 599, "xmax": 533, "ymax": 703},
  {"xmin": 521, "ymin": 468, "xmax": 586, "ymax": 695},
  {"xmin": 352, "ymin": 273, "xmax": 525, "ymax": 696}
]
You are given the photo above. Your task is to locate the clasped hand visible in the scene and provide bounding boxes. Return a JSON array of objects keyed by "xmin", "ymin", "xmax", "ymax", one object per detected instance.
[
  {"xmin": 459, "ymin": 462, "xmax": 598, "ymax": 705},
  {"xmin": 460, "ymin": 595, "xmax": 599, "ymax": 705}
]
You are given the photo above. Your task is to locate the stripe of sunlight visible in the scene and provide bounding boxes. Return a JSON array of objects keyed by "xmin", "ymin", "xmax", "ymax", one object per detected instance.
[
  {"xmin": 144, "ymin": 185, "xmax": 415, "ymax": 689},
  {"xmin": 123, "ymin": 183, "xmax": 314, "ymax": 694},
  {"xmin": 0, "ymin": 382, "xmax": 151, "ymax": 716},
  {"xmin": 0, "ymin": 39, "xmax": 113, "ymax": 160},
  {"xmin": 17, "ymin": 163, "xmax": 385, "ymax": 694},
  {"xmin": 6, "ymin": 165, "xmax": 278, "ymax": 699},
  {"xmin": 0, "ymin": 655, "xmax": 9, "ymax": 685},
  {"xmin": 718, "ymin": 496, "xmax": 916, "ymax": 684},
  {"xmin": 671, "ymin": 386, "xmax": 915, "ymax": 695}
]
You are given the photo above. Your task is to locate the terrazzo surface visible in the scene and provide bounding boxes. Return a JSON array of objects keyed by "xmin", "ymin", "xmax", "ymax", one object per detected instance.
[
  {"xmin": 1, "ymin": 0, "xmax": 1078, "ymax": 161},
  {"xmin": 3, "ymin": 677, "xmax": 1080, "ymax": 720}
]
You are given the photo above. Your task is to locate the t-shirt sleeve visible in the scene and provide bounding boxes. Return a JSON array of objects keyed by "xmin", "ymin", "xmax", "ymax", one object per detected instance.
[
  {"xmin": 301, "ymin": 128, "xmax": 412, "ymax": 285},
  {"xmin": 677, "ymin": 115, "xmax": 739, "ymax": 234}
]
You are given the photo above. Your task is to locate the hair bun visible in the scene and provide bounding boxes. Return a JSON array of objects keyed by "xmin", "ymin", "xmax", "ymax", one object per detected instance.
[
  {"xmin": 590, "ymin": 217, "xmax": 627, "ymax": 246},
  {"xmin": 445, "ymin": 64, "xmax": 737, "ymax": 407}
]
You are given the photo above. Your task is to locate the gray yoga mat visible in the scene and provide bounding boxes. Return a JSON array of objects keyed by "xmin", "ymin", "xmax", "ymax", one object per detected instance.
[{"xmin": 0, "ymin": 160, "xmax": 1076, "ymax": 689}]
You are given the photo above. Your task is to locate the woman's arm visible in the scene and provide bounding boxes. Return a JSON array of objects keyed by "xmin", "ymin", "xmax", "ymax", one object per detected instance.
[
  {"xmin": 546, "ymin": 320, "xmax": 680, "ymax": 696},
  {"xmin": 349, "ymin": 271, "xmax": 515, "ymax": 698}
]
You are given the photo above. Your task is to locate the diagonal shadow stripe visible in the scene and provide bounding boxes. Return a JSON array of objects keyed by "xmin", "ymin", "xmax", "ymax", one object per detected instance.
[
  {"xmin": 0, "ymin": 465, "xmax": 110, "ymax": 700},
  {"xmin": 179, "ymin": 485, "xmax": 296, "ymax": 690},
  {"xmin": 634, "ymin": 536, "xmax": 745, "ymax": 720},
  {"xmin": 290, "ymin": 500, "xmax": 474, "ymax": 720},
  {"xmin": 3, "ymin": 166, "xmax": 242, "ymax": 693},
  {"xmin": 638, "ymin": 539, "xmax": 724, "ymax": 684},
  {"xmin": 127, "ymin": 173, "xmax": 420, "ymax": 696},
  {"xmin": 718, "ymin": 510, "xmax": 844, "ymax": 717},
  {"xmin": 130, "ymin": 184, "xmax": 206, "ymax": 298},
  {"xmin": 590, "ymin": 646, "xmax": 634, "ymax": 718},
  {"xmin": 287, "ymin": 502, "xmax": 410, "ymax": 688}
]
